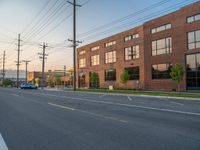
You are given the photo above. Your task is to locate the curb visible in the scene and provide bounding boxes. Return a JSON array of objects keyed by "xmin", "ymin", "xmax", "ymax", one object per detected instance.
[{"xmin": 44, "ymin": 89, "xmax": 200, "ymax": 101}]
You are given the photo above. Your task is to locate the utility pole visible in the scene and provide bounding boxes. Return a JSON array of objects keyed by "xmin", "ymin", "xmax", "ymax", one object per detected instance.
[
  {"xmin": 68, "ymin": 0, "xmax": 82, "ymax": 91},
  {"xmin": 2, "ymin": 51, "xmax": 5, "ymax": 84},
  {"xmin": 64, "ymin": 65, "xmax": 66, "ymax": 88},
  {"xmin": 22, "ymin": 60, "xmax": 31, "ymax": 83},
  {"xmin": 38, "ymin": 43, "xmax": 48, "ymax": 89},
  {"xmin": 16, "ymin": 34, "xmax": 22, "ymax": 88}
]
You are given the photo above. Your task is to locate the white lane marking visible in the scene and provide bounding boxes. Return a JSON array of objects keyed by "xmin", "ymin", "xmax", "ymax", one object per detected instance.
[
  {"xmin": 169, "ymin": 100, "xmax": 184, "ymax": 106},
  {"xmin": 48, "ymin": 103, "xmax": 128, "ymax": 124},
  {"xmin": 11, "ymin": 94, "xmax": 18, "ymax": 97},
  {"xmin": 27, "ymin": 92, "xmax": 200, "ymax": 117},
  {"xmin": 48, "ymin": 103, "xmax": 75, "ymax": 111},
  {"xmin": 127, "ymin": 96, "xmax": 132, "ymax": 101},
  {"xmin": 0, "ymin": 134, "xmax": 9, "ymax": 150},
  {"xmin": 99, "ymin": 94, "xmax": 106, "ymax": 98}
]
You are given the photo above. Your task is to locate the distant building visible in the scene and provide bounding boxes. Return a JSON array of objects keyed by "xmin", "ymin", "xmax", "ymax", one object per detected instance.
[
  {"xmin": 28, "ymin": 68, "xmax": 74, "ymax": 87},
  {"xmin": 77, "ymin": 2, "xmax": 200, "ymax": 91}
]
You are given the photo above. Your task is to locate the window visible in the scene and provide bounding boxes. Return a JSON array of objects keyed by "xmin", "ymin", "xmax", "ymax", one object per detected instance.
[
  {"xmin": 79, "ymin": 50, "xmax": 85, "ymax": 55},
  {"xmin": 105, "ymin": 51, "xmax": 116, "ymax": 64},
  {"xmin": 151, "ymin": 24, "xmax": 171, "ymax": 34},
  {"xmin": 186, "ymin": 53, "xmax": 200, "ymax": 89},
  {"xmin": 105, "ymin": 41, "xmax": 116, "ymax": 47},
  {"xmin": 124, "ymin": 34, "xmax": 139, "ymax": 42},
  {"xmin": 79, "ymin": 58, "xmax": 86, "ymax": 68},
  {"xmin": 91, "ymin": 46, "xmax": 100, "ymax": 51},
  {"xmin": 105, "ymin": 69, "xmax": 116, "ymax": 81},
  {"xmin": 188, "ymin": 30, "xmax": 200, "ymax": 50},
  {"xmin": 152, "ymin": 63, "xmax": 172, "ymax": 79},
  {"xmin": 125, "ymin": 36, "xmax": 132, "ymax": 42},
  {"xmin": 125, "ymin": 45, "xmax": 139, "ymax": 60},
  {"xmin": 91, "ymin": 55, "xmax": 99, "ymax": 66},
  {"xmin": 133, "ymin": 34, "xmax": 139, "ymax": 39},
  {"xmin": 152, "ymin": 37, "xmax": 172, "ymax": 56},
  {"xmin": 125, "ymin": 67, "xmax": 140, "ymax": 80},
  {"xmin": 187, "ymin": 14, "xmax": 200, "ymax": 23}
]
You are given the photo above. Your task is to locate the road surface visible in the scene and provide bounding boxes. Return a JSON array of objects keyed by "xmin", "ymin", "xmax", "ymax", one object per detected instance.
[{"xmin": 0, "ymin": 87, "xmax": 200, "ymax": 150}]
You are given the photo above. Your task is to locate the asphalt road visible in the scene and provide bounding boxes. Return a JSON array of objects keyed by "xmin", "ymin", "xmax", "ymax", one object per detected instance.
[{"xmin": 0, "ymin": 87, "xmax": 200, "ymax": 150}]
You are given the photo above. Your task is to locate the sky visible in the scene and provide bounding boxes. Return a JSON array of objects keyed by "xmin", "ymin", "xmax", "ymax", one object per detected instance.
[{"xmin": 0, "ymin": 0, "xmax": 199, "ymax": 74}]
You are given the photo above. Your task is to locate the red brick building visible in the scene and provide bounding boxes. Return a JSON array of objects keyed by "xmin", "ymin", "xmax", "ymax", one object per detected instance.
[{"xmin": 77, "ymin": 2, "xmax": 200, "ymax": 91}]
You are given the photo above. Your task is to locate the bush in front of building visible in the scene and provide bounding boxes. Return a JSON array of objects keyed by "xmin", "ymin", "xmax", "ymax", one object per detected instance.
[
  {"xmin": 170, "ymin": 64, "xmax": 185, "ymax": 91},
  {"xmin": 120, "ymin": 69, "xmax": 130, "ymax": 87},
  {"xmin": 89, "ymin": 72, "xmax": 99, "ymax": 88}
]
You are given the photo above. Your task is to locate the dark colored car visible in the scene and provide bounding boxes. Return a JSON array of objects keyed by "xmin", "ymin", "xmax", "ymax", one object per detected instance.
[{"xmin": 20, "ymin": 83, "xmax": 38, "ymax": 89}]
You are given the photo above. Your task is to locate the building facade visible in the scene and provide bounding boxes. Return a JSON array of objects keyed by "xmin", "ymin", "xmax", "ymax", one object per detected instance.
[{"xmin": 77, "ymin": 2, "xmax": 200, "ymax": 91}]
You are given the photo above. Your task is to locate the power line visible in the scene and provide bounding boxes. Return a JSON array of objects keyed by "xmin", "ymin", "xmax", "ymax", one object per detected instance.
[
  {"xmin": 24, "ymin": 1, "xmax": 69, "ymax": 41},
  {"xmin": 77, "ymin": 0, "xmax": 172, "ymax": 39},
  {"xmin": 22, "ymin": 0, "xmax": 61, "ymax": 39},
  {"xmin": 30, "ymin": 0, "xmax": 91, "ymax": 43},
  {"xmin": 79, "ymin": 0, "xmax": 197, "ymax": 42},
  {"xmin": 21, "ymin": 0, "xmax": 53, "ymax": 34}
]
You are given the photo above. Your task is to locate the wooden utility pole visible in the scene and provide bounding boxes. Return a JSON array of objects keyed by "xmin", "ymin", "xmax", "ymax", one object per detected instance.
[
  {"xmin": 64, "ymin": 65, "xmax": 66, "ymax": 88},
  {"xmin": 16, "ymin": 34, "xmax": 22, "ymax": 88},
  {"xmin": 2, "ymin": 51, "xmax": 5, "ymax": 84},
  {"xmin": 38, "ymin": 43, "xmax": 48, "ymax": 89},
  {"xmin": 22, "ymin": 60, "xmax": 31, "ymax": 83},
  {"xmin": 67, "ymin": 0, "xmax": 81, "ymax": 91}
]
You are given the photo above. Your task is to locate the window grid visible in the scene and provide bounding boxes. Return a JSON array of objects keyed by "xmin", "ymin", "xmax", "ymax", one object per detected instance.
[
  {"xmin": 105, "ymin": 41, "xmax": 116, "ymax": 47},
  {"xmin": 91, "ymin": 46, "xmax": 100, "ymax": 51},
  {"xmin": 188, "ymin": 30, "xmax": 200, "ymax": 50},
  {"xmin": 79, "ymin": 50, "xmax": 85, "ymax": 55},
  {"xmin": 105, "ymin": 69, "xmax": 116, "ymax": 81},
  {"xmin": 187, "ymin": 14, "xmax": 200, "ymax": 23},
  {"xmin": 124, "ymin": 34, "xmax": 139, "ymax": 42},
  {"xmin": 151, "ymin": 24, "xmax": 171, "ymax": 34},
  {"xmin": 79, "ymin": 58, "xmax": 86, "ymax": 68},
  {"xmin": 105, "ymin": 51, "xmax": 116, "ymax": 64},
  {"xmin": 152, "ymin": 37, "xmax": 172, "ymax": 56},
  {"xmin": 125, "ymin": 67, "xmax": 140, "ymax": 80},
  {"xmin": 91, "ymin": 55, "xmax": 99, "ymax": 66},
  {"xmin": 152, "ymin": 63, "xmax": 172, "ymax": 79},
  {"xmin": 125, "ymin": 45, "xmax": 139, "ymax": 60}
]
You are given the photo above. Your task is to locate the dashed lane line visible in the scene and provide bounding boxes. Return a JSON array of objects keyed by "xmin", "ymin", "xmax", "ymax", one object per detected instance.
[
  {"xmin": 28, "ymin": 92, "xmax": 200, "ymax": 117},
  {"xmin": 48, "ymin": 102, "xmax": 128, "ymax": 124}
]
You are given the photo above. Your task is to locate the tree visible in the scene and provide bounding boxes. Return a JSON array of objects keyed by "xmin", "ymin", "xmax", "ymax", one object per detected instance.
[
  {"xmin": 3, "ymin": 79, "xmax": 13, "ymax": 87},
  {"xmin": 47, "ymin": 78, "xmax": 54, "ymax": 87},
  {"xmin": 90, "ymin": 72, "xmax": 99, "ymax": 88},
  {"xmin": 120, "ymin": 69, "xmax": 130, "ymax": 87},
  {"xmin": 55, "ymin": 75, "xmax": 61, "ymax": 86},
  {"xmin": 32, "ymin": 79, "xmax": 36, "ymax": 85},
  {"xmin": 170, "ymin": 64, "xmax": 185, "ymax": 91}
]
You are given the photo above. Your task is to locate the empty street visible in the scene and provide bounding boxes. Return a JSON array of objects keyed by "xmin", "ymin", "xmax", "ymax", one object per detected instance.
[{"xmin": 0, "ymin": 88, "xmax": 200, "ymax": 150}]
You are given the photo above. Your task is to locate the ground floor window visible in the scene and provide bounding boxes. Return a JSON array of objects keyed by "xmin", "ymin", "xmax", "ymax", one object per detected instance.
[
  {"xmin": 152, "ymin": 63, "xmax": 172, "ymax": 79},
  {"xmin": 105, "ymin": 69, "xmax": 116, "ymax": 81},
  {"xmin": 186, "ymin": 53, "xmax": 200, "ymax": 90},
  {"xmin": 125, "ymin": 67, "xmax": 140, "ymax": 80}
]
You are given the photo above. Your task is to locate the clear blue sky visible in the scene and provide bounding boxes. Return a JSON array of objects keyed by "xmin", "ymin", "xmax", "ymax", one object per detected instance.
[{"xmin": 0, "ymin": 0, "xmax": 198, "ymax": 72}]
